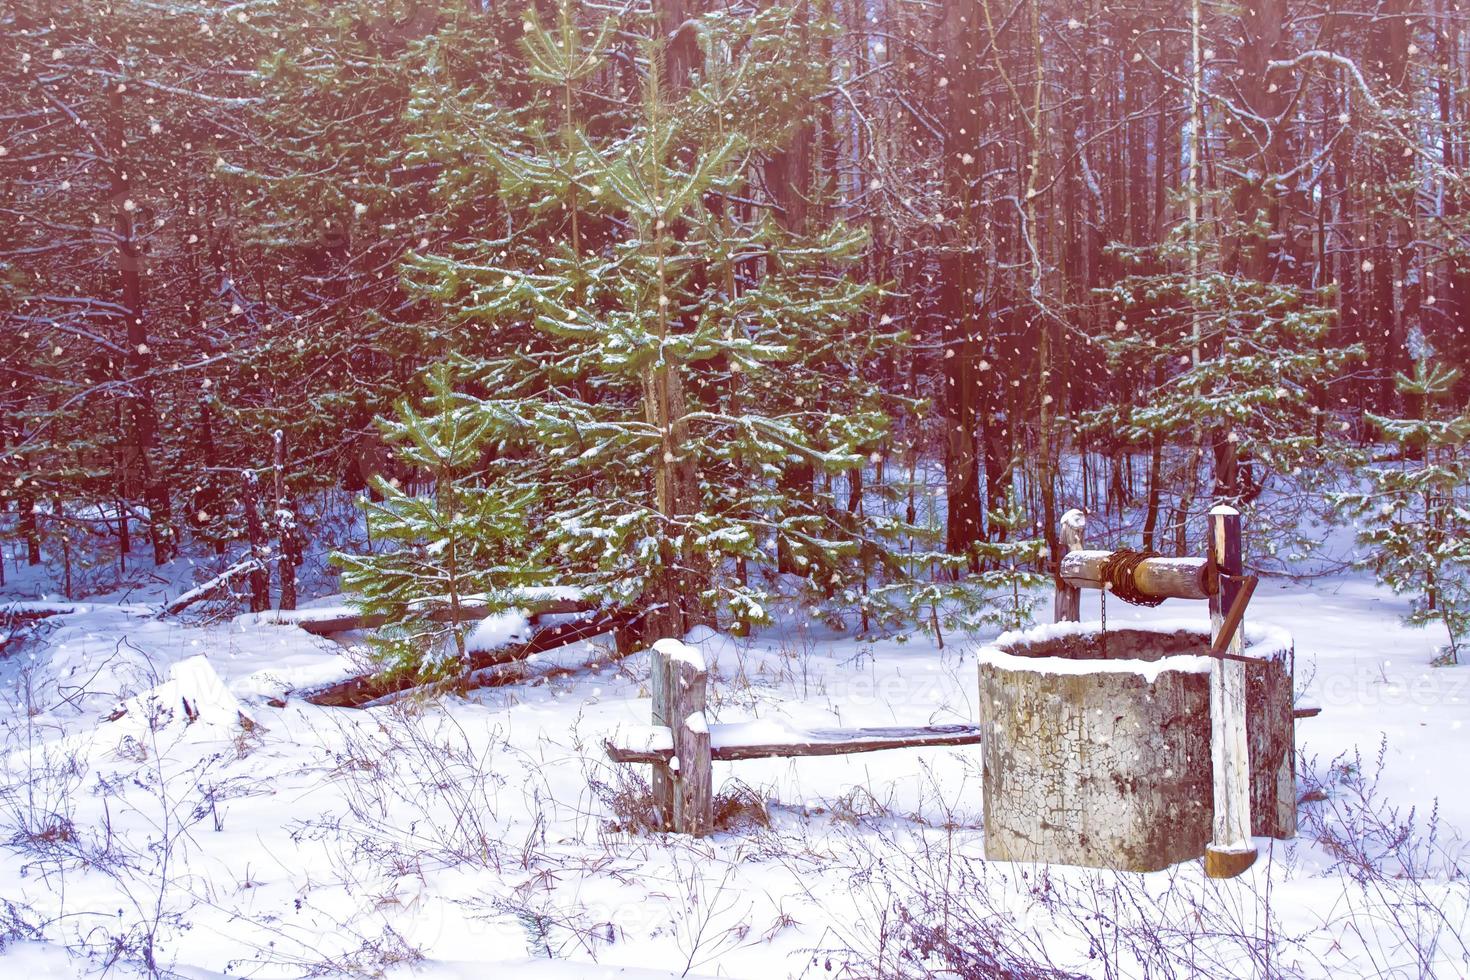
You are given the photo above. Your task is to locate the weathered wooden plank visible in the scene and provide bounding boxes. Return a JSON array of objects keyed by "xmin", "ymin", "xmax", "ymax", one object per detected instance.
[
  {"xmin": 665, "ymin": 642, "xmax": 712, "ymax": 836},
  {"xmin": 1205, "ymin": 504, "xmax": 1258, "ymax": 878},
  {"xmin": 1060, "ymin": 551, "xmax": 1212, "ymax": 601},
  {"xmin": 606, "ymin": 724, "xmax": 674, "ymax": 763},
  {"xmin": 606, "ymin": 722, "xmax": 984, "ymax": 764},
  {"xmin": 716, "ymin": 723, "xmax": 984, "ymax": 761}
]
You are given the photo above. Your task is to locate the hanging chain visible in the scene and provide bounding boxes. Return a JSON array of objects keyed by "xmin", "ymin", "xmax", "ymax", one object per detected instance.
[{"xmin": 1100, "ymin": 548, "xmax": 1167, "ymax": 606}]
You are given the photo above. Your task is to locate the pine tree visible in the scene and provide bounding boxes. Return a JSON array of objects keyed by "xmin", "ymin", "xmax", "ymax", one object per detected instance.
[
  {"xmin": 878, "ymin": 488, "xmax": 1048, "ymax": 643},
  {"xmin": 1335, "ymin": 350, "xmax": 1470, "ymax": 663},
  {"xmin": 333, "ymin": 365, "xmax": 534, "ymax": 675},
  {"xmin": 370, "ymin": 4, "xmax": 909, "ymax": 653},
  {"xmin": 1088, "ymin": 199, "xmax": 1362, "ymax": 556}
]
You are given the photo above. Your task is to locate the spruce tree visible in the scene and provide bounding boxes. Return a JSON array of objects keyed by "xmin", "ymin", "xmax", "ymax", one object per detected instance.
[
  {"xmin": 1335, "ymin": 350, "xmax": 1470, "ymax": 664},
  {"xmin": 1089, "ymin": 201, "xmax": 1362, "ymax": 557},
  {"xmin": 333, "ymin": 365, "xmax": 534, "ymax": 674},
  {"xmin": 360, "ymin": 4, "xmax": 909, "ymax": 653}
]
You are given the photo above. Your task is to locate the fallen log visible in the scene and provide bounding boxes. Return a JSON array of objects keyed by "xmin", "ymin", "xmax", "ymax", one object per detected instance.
[
  {"xmin": 2, "ymin": 604, "xmax": 85, "ymax": 653},
  {"xmin": 241, "ymin": 592, "xmax": 592, "ymax": 635},
  {"xmin": 158, "ymin": 557, "xmax": 266, "ymax": 617},
  {"xmin": 296, "ymin": 607, "xmax": 639, "ymax": 708},
  {"xmin": 1, "ymin": 602, "xmax": 88, "ymax": 627}
]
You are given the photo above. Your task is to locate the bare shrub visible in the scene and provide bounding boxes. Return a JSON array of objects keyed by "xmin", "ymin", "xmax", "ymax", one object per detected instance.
[
  {"xmin": 296, "ymin": 701, "xmax": 509, "ymax": 871},
  {"xmin": 587, "ymin": 762, "xmax": 662, "ymax": 835},
  {"xmin": 1298, "ymin": 737, "xmax": 1470, "ymax": 976},
  {"xmin": 713, "ymin": 780, "xmax": 770, "ymax": 832},
  {"xmin": 802, "ymin": 824, "xmax": 1091, "ymax": 979},
  {"xmin": 294, "ymin": 924, "xmax": 425, "ymax": 978},
  {"xmin": 0, "ymin": 899, "xmax": 42, "ymax": 950},
  {"xmin": 588, "ymin": 766, "xmax": 770, "ymax": 835}
]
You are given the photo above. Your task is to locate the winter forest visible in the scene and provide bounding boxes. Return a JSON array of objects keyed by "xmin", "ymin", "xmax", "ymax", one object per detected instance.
[{"xmin": 2, "ymin": 0, "xmax": 1470, "ymax": 975}]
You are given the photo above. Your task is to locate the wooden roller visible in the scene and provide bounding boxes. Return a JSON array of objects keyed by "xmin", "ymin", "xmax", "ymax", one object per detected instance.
[{"xmin": 1059, "ymin": 550, "xmax": 1214, "ymax": 602}]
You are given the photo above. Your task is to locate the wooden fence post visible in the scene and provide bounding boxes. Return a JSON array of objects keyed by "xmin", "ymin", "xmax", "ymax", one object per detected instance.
[
  {"xmin": 650, "ymin": 638, "xmax": 712, "ymax": 836},
  {"xmin": 1053, "ymin": 508, "xmax": 1086, "ymax": 623},
  {"xmin": 1206, "ymin": 504, "xmax": 1256, "ymax": 878}
]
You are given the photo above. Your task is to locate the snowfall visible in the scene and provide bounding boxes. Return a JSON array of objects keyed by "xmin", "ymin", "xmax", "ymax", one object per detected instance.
[{"xmin": 1, "ymin": 523, "xmax": 1467, "ymax": 978}]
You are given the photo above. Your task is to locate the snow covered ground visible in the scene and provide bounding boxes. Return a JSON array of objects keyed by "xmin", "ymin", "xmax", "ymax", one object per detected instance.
[{"xmin": 1, "ymin": 563, "xmax": 1467, "ymax": 977}]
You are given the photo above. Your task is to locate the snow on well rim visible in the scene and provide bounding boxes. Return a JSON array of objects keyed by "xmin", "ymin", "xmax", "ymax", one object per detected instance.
[{"xmin": 976, "ymin": 617, "xmax": 1293, "ymax": 682}]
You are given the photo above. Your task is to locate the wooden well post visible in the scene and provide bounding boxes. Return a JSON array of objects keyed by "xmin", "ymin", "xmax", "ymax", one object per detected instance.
[
  {"xmin": 1053, "ymin": 508, "xmax": 1086, "ymax": 623},
  {"xmin": 1205, "ymin": 504, "xmax": 1257, "ymax": 878}
]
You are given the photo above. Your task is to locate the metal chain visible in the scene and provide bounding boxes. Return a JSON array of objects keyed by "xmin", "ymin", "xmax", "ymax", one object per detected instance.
[{"xmin": 1100, "ymin": 548, "xmax": 1167, "ymax": 607}]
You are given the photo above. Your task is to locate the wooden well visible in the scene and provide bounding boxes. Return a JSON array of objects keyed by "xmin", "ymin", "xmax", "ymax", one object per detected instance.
[{"xmin": 977, "ymin": 620, "xmax": 1295, "ymax": 872}]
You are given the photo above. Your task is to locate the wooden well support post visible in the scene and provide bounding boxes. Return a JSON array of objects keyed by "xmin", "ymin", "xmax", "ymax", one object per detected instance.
[
  {"xmin": 1048, "ymin": 503, "xmax": 1270, "ymax": 878},
  {"xmin": 1205, "ymin": 504, "xmax": 1257, "ymax": 878},
  {"xmin": 1053, "ymin": 508, "xmax": 1086, "ymax": 623}
]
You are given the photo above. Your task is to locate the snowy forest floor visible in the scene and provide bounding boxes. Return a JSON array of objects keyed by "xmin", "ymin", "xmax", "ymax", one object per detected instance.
[{"xmin": 1, "ymin": 556, "xmax": 1468, "ymax": 977}]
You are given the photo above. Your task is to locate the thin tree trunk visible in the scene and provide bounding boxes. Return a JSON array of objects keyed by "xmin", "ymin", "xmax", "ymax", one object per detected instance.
[
  {"xmin": 108, "ymin": 84, "xmax": 173, "ymax": 565},
  {"xmin": 274, "ymin": 429, "xmax": 301, "ymax": 612},
  {"xmin": 242, "ymin": 471, "xmax": 271, "ymax": 613},
  {"xmin": 1141, "ymin": 429, "xmax": 1165, "ymax": 551}
]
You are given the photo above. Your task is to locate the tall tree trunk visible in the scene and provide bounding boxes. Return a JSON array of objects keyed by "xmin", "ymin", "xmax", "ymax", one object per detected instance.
[
  {"xmin": 937, "ymin": 0, "xmax": 987, "ymax": 568},
  {"xmin": 1370, "ymin": 0, "xmax": 1415, "ymax": 413},
  {"xmin": 1216, "ymin": 0, "xmax": 1289, "ymax": 500},
  {"xmin": 242, "ymin": 470, "xmax": 271, "ymax": 614},
  {"xmin": 274, "ymin": 429, "xmax": 302, "ymax": 612},
  {"xmin": 654, "ymin": 0, "xmax": 700, "ymax": 94},
  {"xmin": 108, "ymin": 84, "xmax": 173, "ymax": 564},
  {"xmin": 640, "ymin": 50, "xmax": 709, "ymax": 641},
  {"xmin": 20, "ymin": 491, "xmax": 41, "ymax": 566}
]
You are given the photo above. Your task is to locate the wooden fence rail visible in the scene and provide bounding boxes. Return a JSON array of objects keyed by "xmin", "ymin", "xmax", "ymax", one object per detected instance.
[{"xmin": 606, "ymin": 639, "xmax": 982, "ymax": 836}]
